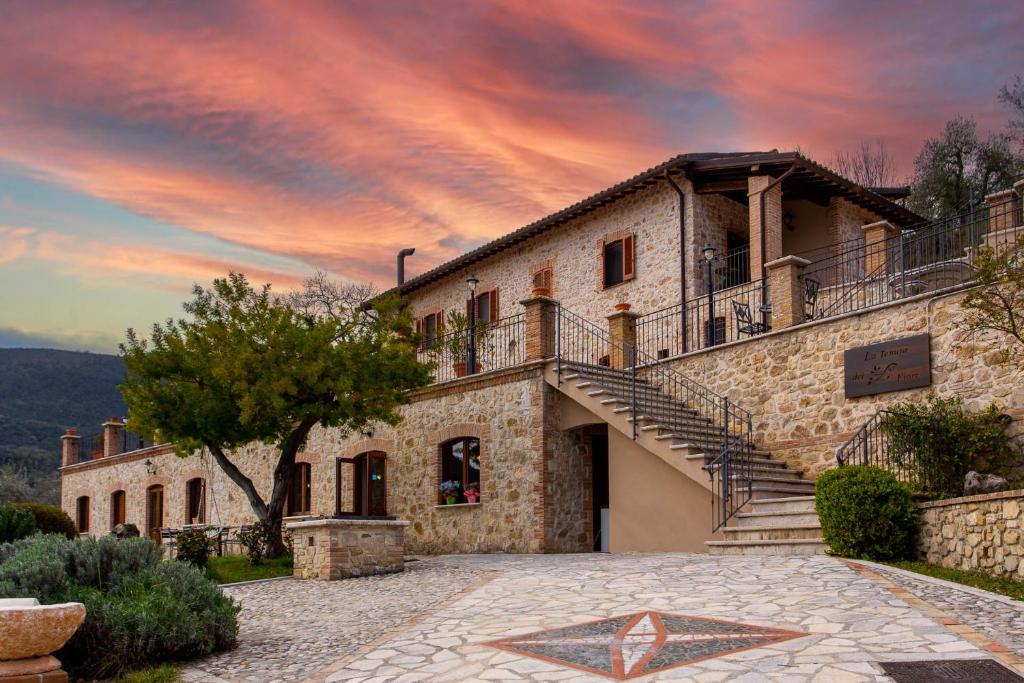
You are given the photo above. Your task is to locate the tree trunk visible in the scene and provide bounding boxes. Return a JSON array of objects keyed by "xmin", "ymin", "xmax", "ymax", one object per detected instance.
[{"xmin": 206, "ymin": 414, "xmax": 319, "ymax": 559}]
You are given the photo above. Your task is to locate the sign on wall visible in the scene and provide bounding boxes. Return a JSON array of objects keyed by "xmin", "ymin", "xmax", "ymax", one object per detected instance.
[{"xmin": 844, "ymin": 334, "xmax": 931, "ymax": 398}]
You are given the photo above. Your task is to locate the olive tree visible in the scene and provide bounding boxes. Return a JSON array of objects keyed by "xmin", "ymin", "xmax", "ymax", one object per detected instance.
[{"xmin": 121, "ymin": 273, "xmax": 430, "ymax": 556}]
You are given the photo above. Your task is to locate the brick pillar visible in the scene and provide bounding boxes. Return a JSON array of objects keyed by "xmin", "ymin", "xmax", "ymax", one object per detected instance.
[
  {"xmin": 103, "ymin": 417, "xmax": 124, "ymax": 458},
  {"xmin": 61, "ymin": 428, "xmax": 81, "ymax": 467},
  {"xmin": 987, "ymin": 189, "xmax": 1017, "ymax": 232},
  {"xmin": 861, "ymin": 220, "xmax": 898, "ymax": 276},
  {"xmin": 765, "ymin": 255, "xmax": 810, "ymax": 329},
  {"xmin": 520, "ymin": 295, "xmax": 557, "ymax": 361},
  {"xmin": 606, "ymin": 308, "xmax": 639, "ymax": 369},
  {"xmin": 748, "ymin": 176, "xmax": 783, "ymax": 283},
  {"xmin": 1015, "ymin": 180, "xmax": 1024, "ymax": 225}
]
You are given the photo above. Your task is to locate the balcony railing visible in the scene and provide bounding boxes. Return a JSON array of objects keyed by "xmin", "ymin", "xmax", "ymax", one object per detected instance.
[
  {"xmin": 636, "ymin": 278, "xmax": 769, "ymax": 359},
  {"xmin": 80, "ymin": 430, "xmax": 148, "ymax": 461},
  {"xmin": 416, "ymin": 313, "xmax": 525, "ymax": 384}
]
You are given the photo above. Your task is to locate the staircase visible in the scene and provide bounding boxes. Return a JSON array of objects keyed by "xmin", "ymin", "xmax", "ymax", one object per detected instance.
[{"xmin": 550, "ymin": 361, "xmax": 824, "ymax": 554}]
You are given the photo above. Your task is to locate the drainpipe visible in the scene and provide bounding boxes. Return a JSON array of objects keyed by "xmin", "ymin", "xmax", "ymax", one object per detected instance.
[
  {"xmin": 664, "ymin": 171, "xmax": 688, "ymax": 353},
  {"xmin": 753, "ymin": 165, "xmax": 797, "ymax": 329},
  {"xmin": 396, "ymin": 248, "xmax": 416, "ymax": 293}
]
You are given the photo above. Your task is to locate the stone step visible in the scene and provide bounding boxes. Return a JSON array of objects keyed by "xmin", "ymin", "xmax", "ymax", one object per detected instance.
[
  {"xmin": 749, "ymin": 483, "xmax": 816, "ymax": 500},
  {"xmin": 683, "ymin": 452, "xmax": 790, "ymax": 471},
  {"xmin": 722, "ymin": 524, "xmax": 822, "ymax": 541},
  {"xmin": 748, "ymin": 495, "xmax": 817, "ymax": 514},
  {"xmin": 705, "ymin": 538, "xmax": 828, "ymax": 556},
  {"xmin": 733, "ymin": 471, "xmax": 805, "ymax": 484},
  {"xmin": 735, "ymin": 510, "xmax": 821, "ymax": 527}
]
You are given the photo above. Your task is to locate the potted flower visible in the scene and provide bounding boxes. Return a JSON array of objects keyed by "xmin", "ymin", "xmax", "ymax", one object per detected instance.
[
  {"xmin": 463, "ymin": 482, "xmax": 480, "ymax": 504},
  {"xmin": 440, "ymin": 480, "xmax": 461, "ymax": 504}
]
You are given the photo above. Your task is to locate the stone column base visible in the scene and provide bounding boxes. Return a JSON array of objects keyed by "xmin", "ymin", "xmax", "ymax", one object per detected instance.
[{"xmin": 0, "ymin": 656, "xmax": 67, "ymax": 683}]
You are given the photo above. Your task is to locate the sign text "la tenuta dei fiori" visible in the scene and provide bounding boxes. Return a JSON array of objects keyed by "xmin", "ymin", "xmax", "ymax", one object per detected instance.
[{"xmin": 843, "ymin": 334, "xmax": 931, "ymax": 398}]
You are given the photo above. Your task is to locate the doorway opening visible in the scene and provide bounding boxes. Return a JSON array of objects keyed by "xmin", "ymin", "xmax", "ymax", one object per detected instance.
[{"xmin": 591, "ymin": 432, "xmax": 609, "ymax": 552}]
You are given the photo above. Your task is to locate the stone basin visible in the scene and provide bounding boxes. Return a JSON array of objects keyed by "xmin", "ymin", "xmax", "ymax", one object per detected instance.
[{"xmin": 0, "ymin": 598, "xmax": 86, "ymax": 661}]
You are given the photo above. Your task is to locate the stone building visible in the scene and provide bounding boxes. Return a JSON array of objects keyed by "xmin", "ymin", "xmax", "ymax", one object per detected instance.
[{"xmin": 59, "ymin": 151, "xmax": 1024, "ymax": 556}]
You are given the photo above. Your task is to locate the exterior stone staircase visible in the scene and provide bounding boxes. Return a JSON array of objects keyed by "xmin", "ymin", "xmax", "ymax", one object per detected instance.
[{"xmin": 548, "ymin": 362, "xmax": 825, "ymax": 555}]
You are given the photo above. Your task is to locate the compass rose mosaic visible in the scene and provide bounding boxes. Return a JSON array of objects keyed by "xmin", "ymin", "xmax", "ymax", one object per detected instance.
[{"xmin": 487, "ymin": 611, "xmax": 805, "ymax": 680}]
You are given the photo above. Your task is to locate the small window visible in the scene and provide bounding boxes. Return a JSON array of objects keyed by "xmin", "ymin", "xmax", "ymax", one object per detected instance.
[
  {"xmin": 417, "ymin": 311, "xmax": 442, "ymax": 348},
  {"xmin": 440, "ymin": 437, "xmax": 481, "ymax": 504},
  {"xmin": 467, "ymin": 290, "xmax": 499, "ymax": 325},
  {"xmin": 287, "ymin": 462, "xmax": 312, "ymax": 516},
  {"xmin": 602, "ymin": 234, "xmax": 634, "ymax": 288},
  {"xmin": 110, "ymin": 490, "xmax": 126, "ymax": 529},
  {"xmin": 532, "ymin": 267, "xmax": 553, "ymax": 293},
  {"xmin": 186, "ymin": 478, "xmax": 205, "ymax": 525},
  {"xmin": 76, "ymin": 496, "xmax": 90, "ymax": 533}
]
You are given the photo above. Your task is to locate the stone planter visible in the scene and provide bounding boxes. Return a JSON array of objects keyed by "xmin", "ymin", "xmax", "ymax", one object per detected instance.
[
  {"xmin": 0, "ymin": 598, "xmax": 86, "ymax": 682},
  {"xmin": 287, "ymin": 517, "xmax": 409, "ymax": 580}
]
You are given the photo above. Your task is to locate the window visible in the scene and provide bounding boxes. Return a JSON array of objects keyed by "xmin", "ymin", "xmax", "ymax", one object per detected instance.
[
  {"xmin": 532, "ymin": 267, "xmax": 553, "ymax": 293},
  {"xmin": 467, "ymin": 289, "xmax": 499, "ymax": 325},
  {"xmin": 110, "ymin": 490, "xmax": 126, "ymax": 529},
  {"xmin": 602, "ymin": 234, "xmax": 634, "ymax": 288},
  {"xmin": 417, "ymin": 311, "xmax": 443, "ymax": 348},
  {"xmin": 287, "ymin": 462, "xmax": 312, "ymax": 516},
  {"xmin": 75, "ymin": 496, "xmax": 90, "ymax": 533},
  {"xmin": 146, "ymin": 485, "xmax": 164, "ymax": 543},
  {"xmin": 440, "ymin": 437, "xmax": 481, "ymax": 504},
  {"xmin": 343, "ymin": 451, "xmax": 387, "ymax": 516},
  {"xmin": 186, "ymin": 478, "xmax": 205, "ymax": 524}
]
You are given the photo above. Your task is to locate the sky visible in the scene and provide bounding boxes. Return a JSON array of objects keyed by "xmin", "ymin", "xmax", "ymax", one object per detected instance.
[{"xmin": 0, "ymin": 1, "xmax": 1021, "ymax": 353}]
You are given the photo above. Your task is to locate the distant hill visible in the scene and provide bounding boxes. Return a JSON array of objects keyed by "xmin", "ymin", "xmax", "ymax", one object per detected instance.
[{"xmin": 0, "ymin": 348, "xmax": 126, "ymax": 503}]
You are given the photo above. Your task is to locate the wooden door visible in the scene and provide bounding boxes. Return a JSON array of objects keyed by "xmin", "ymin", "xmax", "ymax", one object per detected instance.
[{"xmin": 146, "ymin": 485, "xmax": 164, "ymax": 543}]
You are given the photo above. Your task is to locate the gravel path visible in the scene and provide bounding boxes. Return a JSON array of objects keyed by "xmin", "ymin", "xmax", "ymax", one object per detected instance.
[
  {"xmin": 181, "ymin": 560, "xmax": 488, "ymax": 683},
  {"xmin": 869, "ymin": 563, "xmax": 1024, "ymax": 657}
]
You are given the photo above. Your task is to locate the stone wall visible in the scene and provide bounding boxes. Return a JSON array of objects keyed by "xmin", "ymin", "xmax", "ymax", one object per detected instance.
[
  {"xmin": 288, "ymin": 518, "xmax": 407, "ymax": 579},
  {"xmin": 60, "ymin": 366, "xmax": 553, "ymax": 555},
  {"xmin": 669, "ymin": 288, "xmax": 1024, "ymax": 478},
  {"xmin": 917, "ymin": 490, "xmax": 1024, "ymax": 578}
]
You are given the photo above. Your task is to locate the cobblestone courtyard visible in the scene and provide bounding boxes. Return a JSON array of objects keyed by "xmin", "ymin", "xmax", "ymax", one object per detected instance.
[{"xmin": 182, "ymin": 554, "xmax": 1024, "ymax": 682}]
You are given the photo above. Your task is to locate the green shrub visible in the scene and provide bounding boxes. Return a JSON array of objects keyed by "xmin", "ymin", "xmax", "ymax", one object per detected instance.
[
  {"xmin": 236, "ymin": 524, "xmax": 270, "ymax": 565},
  {"xmin": 0, "ymin": 505, "xmax": 36, "ymax": 543},
  {"xmin": 175, "ymin": 527, "xmax": 213, "ymax": 567},
  {"xmin": 14, "ymin": 502, "xmax": 76, "ymax": 538},
  {"xmin": 815, "ymin": 465, "xmax": 919, "ymax": 561},
  {"xmin": 0, "ymin": 534, "xmax": 238, "ymax": 679},
  {"xmin": 881, "ymin": 394, "xmax": 1021, "ymax": 497}
]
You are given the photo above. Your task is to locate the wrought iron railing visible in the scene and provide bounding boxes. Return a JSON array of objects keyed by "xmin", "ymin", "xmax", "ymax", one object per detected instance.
[
  {"xmin": 556, "ymin": 305, "xmax": 753, "ymax": 531},
  {"xmin": 416, "ymin": 313, "xmax": 525, "ymax": 384},
  {"xmin": 635, "ymin": 278, "xmax": 769, "ymax": 359},
  {"xmin": 81, "ymin": 429, "xmax": 148, "ymax": 461},
  {"xmin": 835, "ymin": 409, "xmax": 939, "ymax": 494},
  {"xmin": 802, "ymin": 199, "xmax": 1021, "ymax": 322}
]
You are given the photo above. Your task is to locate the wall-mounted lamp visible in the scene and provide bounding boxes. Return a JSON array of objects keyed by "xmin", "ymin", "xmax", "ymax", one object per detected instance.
[
  {"xmin": 784, "ymin": 211, "xmax": 796, "ymax": 232},
  {"xmin": 143, "ymin": 458, "xmax": 156, "ymax": 475}
]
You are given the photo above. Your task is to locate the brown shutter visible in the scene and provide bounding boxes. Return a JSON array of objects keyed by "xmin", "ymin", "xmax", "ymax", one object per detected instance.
[
  {"xmin": 415, "ymin": 318, "xmax": 422, "ymax": 335},
  {"xmin": 623, "ymin": 234, "xmax": 635, "ymax": 280},
  {"xmin": 490, "ymin": 289, "xmax": 499, "ymax": 322}
]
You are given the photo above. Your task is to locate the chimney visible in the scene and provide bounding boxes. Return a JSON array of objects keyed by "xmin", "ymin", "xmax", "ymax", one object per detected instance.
[
  {"xmin": 396, "ymin": 248, "xmax": 415, "ymax": 290},
  {"xmin": 61, "ymin": 428, "xmax": 81, "ymax": 467},
  {"xmin": 103, "ymin": 417, "xmax": 125, "ymax": 458}
]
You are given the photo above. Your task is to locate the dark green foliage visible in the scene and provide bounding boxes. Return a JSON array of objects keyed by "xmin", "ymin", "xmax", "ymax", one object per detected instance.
[
  {"xmin": 0, "ymin": 534, "xmax": 237, "ymax": 679},
  {"xmin": 0, "ymin": 348, "xmax": 126, "ymax": 504},
  {"xmin": 175, "ymin": 527, "xmax": 213, "ymax": 567},
  {"xmin": 881, "ymin": 394, "xmax": 1021, "ymax": 498},
  {"xmin": 0, "ymin": 504, "xmax": 36, "ymax": 542},
  {"xmin": 236, "ymin": 524, "xmax": 270, "ymax": 565},
  {"xmin": 957, "ymin": 234, "xmax": 1024, "ymax": 370},
  {"xmin": 815, "ymin": 466, "xmax": 919, "ymax": 561},
  {"xmin": 14, "ymin": 502, "xmax": 77, "ymax": 538},
  {"xmin": 120, "ymin": 273, "xmax": 430, "ymax": 556}
]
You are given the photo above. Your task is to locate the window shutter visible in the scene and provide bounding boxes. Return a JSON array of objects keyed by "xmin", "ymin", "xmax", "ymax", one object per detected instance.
[
  {"xmin": 489, "ymin": 289, "xmax": 499, "ymax": 322},
  {"xmin": 415, "ymin": 318, "xmax": 422, "ymax": 335},
  {"xmin": 623, "ymin": 234, "xmax": 635, "ymax": 279}
]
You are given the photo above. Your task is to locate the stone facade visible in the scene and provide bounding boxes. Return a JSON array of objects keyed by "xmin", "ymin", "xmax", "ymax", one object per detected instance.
[
  {"xmin": 917, "ymin": 490, "xmax": 1024, "ymax": 578},
  {"xmin": 287, "ymin": 518, "xmax": 407, "ymax": 579}
]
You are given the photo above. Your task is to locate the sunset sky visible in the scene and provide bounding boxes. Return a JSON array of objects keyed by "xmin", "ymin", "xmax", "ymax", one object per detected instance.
[{"xmin": 1, "ymin": 1, "xmax": 1021, "ymax": 353}]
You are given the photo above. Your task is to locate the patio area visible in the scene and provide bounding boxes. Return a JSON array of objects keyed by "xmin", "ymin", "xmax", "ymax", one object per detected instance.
[{"xmin": 180, "ymin": 553, "xmax": 1024, "ymax": 682}]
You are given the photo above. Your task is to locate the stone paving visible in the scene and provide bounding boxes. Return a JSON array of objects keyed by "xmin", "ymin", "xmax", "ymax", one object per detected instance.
[
  {"xmin": 180, "ymin": 561, "xmax": 489, "ymax": 683},
  {"xmin": 867, "ymin": 563, "xmax": 1024, "ymax": 658},
  {"xmin": 183, "ymin": 553, "xmax": 1018, "ymax": 682}
]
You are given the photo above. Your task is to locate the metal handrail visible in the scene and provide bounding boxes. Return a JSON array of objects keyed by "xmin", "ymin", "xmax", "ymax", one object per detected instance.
[
  {"xmin": 835, "ymin": 409, "xmax": 925, "ymax": 492},
  {"xmin": 555, "ymin": 304, "xmax": 753, "ymax": 530}
]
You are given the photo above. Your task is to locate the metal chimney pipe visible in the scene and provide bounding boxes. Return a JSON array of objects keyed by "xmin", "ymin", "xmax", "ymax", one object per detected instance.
[{"xmin": 396, "ymin": 248, "xmax": 416, "ymax": 290}]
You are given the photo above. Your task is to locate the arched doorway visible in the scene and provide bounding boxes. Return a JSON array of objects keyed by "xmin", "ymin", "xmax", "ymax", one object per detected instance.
[
  {"xmin": 146, "ymin": 484, "xmax": 164, "ymax": 543},
  {"xmin": 337, "ymin": 451, "xmax": 387, "ymax": 516}
]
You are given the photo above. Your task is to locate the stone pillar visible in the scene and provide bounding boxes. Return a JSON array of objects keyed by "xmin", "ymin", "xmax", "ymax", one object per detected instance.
[
  {"xmin": 520, "ymin": 295, "xmax": 558, "ymax": 362},
  {"xmin": 861, "ymin": 220, "xmax": 898, "ymax": 276},
  {"xmin": 765, "ymin": 255, "xmax": 810, "ymax": 329},
  {"xmin": 748, "ymin": 176, "xmax": 783, "ymax": 283},
  {"xmin": 60, "ymin": 429, "xmax": 80, "ymax": 467},
  {"xmin": 606, "ymin": 307, "xmax": 639, "ymax": 369},
  {"xmin": 102, "ymin": 418, "xmax": 124, "ymax": 458},
  {"xmin": 1015, "ymin": 179, "xmax": 1024, "ymax": 225},
  {"xmin": 987, "ymin": 189, "xmax": 1017, "ymax": 233}
]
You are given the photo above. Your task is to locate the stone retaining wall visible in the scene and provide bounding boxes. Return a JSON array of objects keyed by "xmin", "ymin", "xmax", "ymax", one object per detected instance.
[{"xmin": 917, "ymin": 490, "xmax": 1024, "ymax": 579}]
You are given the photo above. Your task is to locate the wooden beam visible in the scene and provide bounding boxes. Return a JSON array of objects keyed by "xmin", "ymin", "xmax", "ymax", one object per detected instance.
[{"xmin": 694, "ymin": 179, "xmax": 750, "ymax": 194}]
